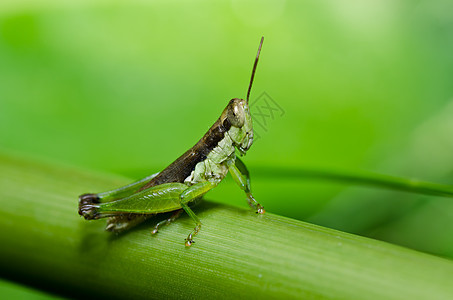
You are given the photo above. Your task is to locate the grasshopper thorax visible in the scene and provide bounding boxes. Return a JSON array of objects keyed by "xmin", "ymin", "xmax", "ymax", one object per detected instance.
[{"xmin": 220, "ymin": 98, "xmax": 254, "ymax": 154}]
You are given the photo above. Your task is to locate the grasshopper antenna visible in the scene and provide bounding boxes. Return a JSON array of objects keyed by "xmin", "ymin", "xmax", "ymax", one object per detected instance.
[{"xmin": 246, "ymin": 36, "xmax": 264, "ymax": 103}]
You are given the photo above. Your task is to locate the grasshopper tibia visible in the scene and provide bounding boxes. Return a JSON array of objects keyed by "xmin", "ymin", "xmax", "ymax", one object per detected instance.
[{"xmin": 151, "ymin": 209, "xmax": 183, "ymax": 235}]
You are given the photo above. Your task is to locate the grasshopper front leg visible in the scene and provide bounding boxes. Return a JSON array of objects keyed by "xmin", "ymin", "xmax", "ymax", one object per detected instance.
[{"xmin": 228, "ymin": 157, "xmax": 265, "ymax": 214}]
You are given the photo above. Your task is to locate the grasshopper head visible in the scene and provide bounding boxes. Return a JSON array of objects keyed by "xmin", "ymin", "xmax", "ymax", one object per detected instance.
[
  {"xmin": 221, "ymin": 98, "xmax": 254, "ymax": 154},
  {"xmin": 219, "ymin": 36, "xmax": 263, "ymax": 155}
]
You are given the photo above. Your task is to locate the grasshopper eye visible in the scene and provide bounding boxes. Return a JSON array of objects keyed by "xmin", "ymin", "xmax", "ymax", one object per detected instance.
[{"xmin": 227, "ymin": 102, "xmax": 245, "ymax": 128}]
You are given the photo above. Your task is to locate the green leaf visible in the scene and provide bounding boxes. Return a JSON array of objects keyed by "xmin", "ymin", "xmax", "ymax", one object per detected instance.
[{"xmin": 1, "ymin": 151, "xmax": 453, "ymax": 299}]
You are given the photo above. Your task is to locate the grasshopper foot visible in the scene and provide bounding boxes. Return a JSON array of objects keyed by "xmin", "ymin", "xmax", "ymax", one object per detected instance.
[
  {"xmin": 246, "ymin": 193, "xmax": 265, "ymax": 214},
  {"xmin": 185, "ymin": 224, "xmax": 201, "ymax": 247},
  {"xmin": 185, "ymin": 237, "xmax": 194, "ymax": 247},
  {"xmin": 256, "ymin": 204, "xmax": 265, "ymax": 214}
]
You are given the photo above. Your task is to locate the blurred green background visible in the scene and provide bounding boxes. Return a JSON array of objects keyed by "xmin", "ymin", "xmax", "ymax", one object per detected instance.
[{"xmin": 1, "ymin": 0, "xmax": 453, "ymax": 265}]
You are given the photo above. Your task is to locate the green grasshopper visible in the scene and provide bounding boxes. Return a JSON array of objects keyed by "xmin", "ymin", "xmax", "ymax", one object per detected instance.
[{"xmin": 79, "ymin": 37, "xmax": 265, "ymax": 247}]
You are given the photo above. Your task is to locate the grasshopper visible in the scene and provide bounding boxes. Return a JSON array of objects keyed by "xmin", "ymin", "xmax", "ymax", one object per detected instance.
[{"xmin": 79, "ymin": 37, "xmax": 265, "ymax": 247}]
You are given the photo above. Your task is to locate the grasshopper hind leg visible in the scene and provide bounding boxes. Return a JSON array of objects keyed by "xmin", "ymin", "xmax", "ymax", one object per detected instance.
[
  {"xmin": 78, "ymin": 193, "xmax": 157, "ymax": 233},
  {"xmin": 78, "ymin": 172, "xmax": 161, "ymax": 219},
  {"xmin": 78, "ymin": 193, "xmax": 101, "ymax": 219}
]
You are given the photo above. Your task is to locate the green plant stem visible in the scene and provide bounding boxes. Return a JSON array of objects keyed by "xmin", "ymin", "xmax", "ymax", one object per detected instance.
[
  {"xmin": 255, "ymin": 166, "xmax": 453, "ymax": 198},
  {"xmin": 1, "ymin": 152, "xmax": 453, "ymax": 299}
]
